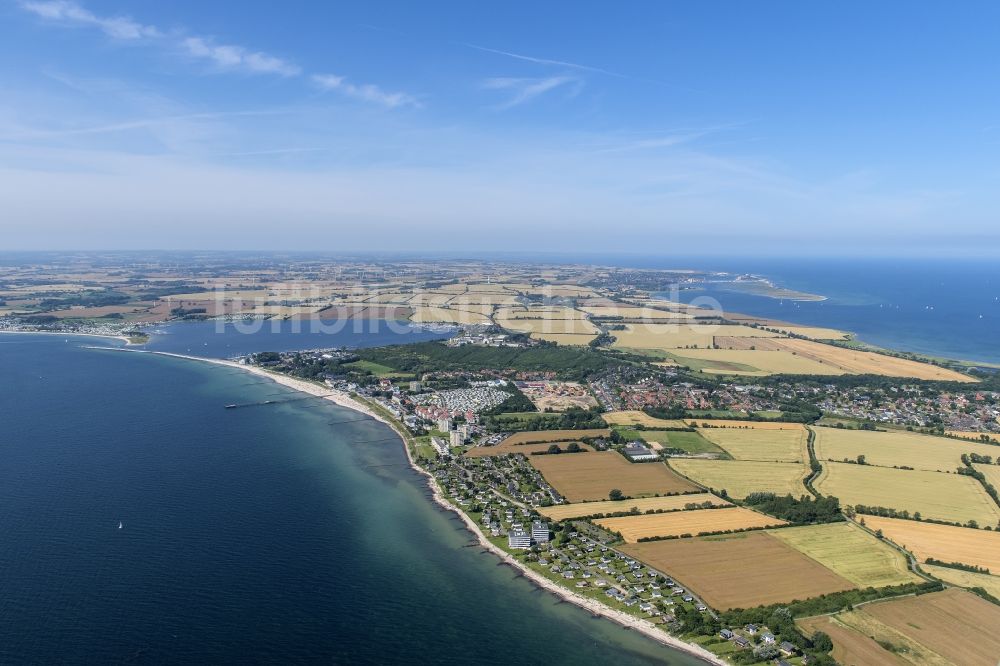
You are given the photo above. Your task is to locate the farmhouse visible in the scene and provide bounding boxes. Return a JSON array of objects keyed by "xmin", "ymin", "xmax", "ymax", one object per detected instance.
[{"xmin": 624, "ymin": 441, "xmax": 659, "ymax": 461}]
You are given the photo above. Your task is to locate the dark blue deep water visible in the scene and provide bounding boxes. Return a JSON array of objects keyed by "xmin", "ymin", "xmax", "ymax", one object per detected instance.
[{"xmin": 0, "ymin": 334, "xmax": 700, "ymax": 665}]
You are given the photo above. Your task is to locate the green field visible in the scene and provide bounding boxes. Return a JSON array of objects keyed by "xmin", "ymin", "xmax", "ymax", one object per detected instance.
[
  {"xmin": 768, "ymin": 522, "xmax": 921, "ymax": 588},
  {"xmin": 615, "ymin": 428, "xmax": 724, "ymax": 455},
  {"xmin": 343, "ymin": 359, "xmax": 411, "ymax": 377}
]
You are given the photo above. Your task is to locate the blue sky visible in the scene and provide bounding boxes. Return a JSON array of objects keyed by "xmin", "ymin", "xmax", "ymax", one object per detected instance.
[{"xmin": 2, "ymin": 1, "xmax": 999, "ymax": 255}]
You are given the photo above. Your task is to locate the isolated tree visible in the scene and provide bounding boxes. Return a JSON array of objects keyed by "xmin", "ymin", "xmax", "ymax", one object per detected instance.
[
  {"xmin": 609, "ymin": 488, "xmax": 624, "ymax": 501},
  {"xmin": 547, "ymin": 444, "xmax": 561, "ymax": 454}
]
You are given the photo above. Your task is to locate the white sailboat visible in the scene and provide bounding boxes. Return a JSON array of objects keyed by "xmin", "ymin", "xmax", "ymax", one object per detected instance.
[{"xmin": 118, "ymin": 521, "xmax": 123, "ymax": 529}]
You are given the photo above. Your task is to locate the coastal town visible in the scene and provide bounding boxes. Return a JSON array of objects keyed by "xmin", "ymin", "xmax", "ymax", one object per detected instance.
[{"xmin": 4, "ymin": 255, "xmax": 1000, "ymax": 665}]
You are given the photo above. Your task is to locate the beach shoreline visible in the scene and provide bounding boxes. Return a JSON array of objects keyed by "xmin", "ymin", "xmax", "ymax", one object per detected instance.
[
  {"xmin": 140, "ymin": 350, "xmax": 725, "ymax": 665},
  {"xmin": 0, "ymin": 329, "xmax": 137, "ymax": 345}
]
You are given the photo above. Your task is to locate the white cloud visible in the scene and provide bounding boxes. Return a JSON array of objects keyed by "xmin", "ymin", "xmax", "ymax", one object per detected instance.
[
  {"xmin": 18, "ymin": 2, "xmax": 417, "ymax": 106},
  {"xmin": 312, "ymin": 74, "xmax": 419, "ymax": 109},
  {"xmin": 481, "ymin": 76, "xmax": 579, "ymax": 109},
  {"xmin": 182, "ymin": 37, "xmax": 300, "ymax": 77},
  {"xmin": 19, "ymin": 0, "xmax": 160, "ymax": 40}
]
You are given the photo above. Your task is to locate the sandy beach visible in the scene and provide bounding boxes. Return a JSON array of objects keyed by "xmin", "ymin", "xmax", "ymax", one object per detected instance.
[
  {"xmin": 0, "ymin": 329, "xmax": 137, "ymax": 345},
  {"xmin": 134, "ymin": 350, "xmax": 725, "ymax": 665}
]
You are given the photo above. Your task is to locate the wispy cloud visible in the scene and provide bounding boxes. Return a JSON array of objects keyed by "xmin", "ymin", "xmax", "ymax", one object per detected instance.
[
  {"xmin": 0, "ymin": 110, "xmax": 287, "ymax": 141},
  {"xmin": 594, "ymin": 124, "xmax": 749, "ymax": 153},
  {"xmin": 19, "ymin": 0, "xmax": 159, "ymax": 40},
  {"xmin": 465, "ymin": 43, "xmax": 625, "ymax": 79},
  {"xmin": 312, "ymin": 74, "xmax": 419, "ymax": 109},
  {"xmin": 481, "ymin": 76, "xmax": 580, "ymax": 109},
  {"xmin": 18, "ymin": 1, "xmax": 415, "ymax": 107},
  {"xmin": 182, "ymin": 37, "xmax": 300, "ymax": 77}
]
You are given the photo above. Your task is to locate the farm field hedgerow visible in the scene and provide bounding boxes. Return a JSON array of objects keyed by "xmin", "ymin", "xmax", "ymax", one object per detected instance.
[
  {"xmin": 815, "ymin": 462, "xmax": 1000, "ymax": 526},
  {"xmin": 923, "ymin": 565, "xmax": 1000, "ymax": 600},
  {"xmin": 860, "ymin": 588, "xmax": 1000, "ymax": 666},
  {"xmin": 620, "ymin": 532, "xmax": 855, "ymax": 610},
  {"xmin": 768, "ymin": 522, "xmax": 921, "ymax": 588},
  {"xmin": 537, "ymin": 492, "xmax": 729, "ymax": 521},
  {"xmin": 610, "ymin": 323, "xmax": 781, "ymax": 353},
  {"xmin": 601, "ymin": 410, "xmax": 688, "ymax": 428},
  {"xmin": 597, "ymin": 506, "xmax": 786, "ymax": 542},
  {"xmin": 530, "ymin": 451, "xmax": 699, "ymax": 501},
  {"xmin": 796, "ymin": 616, "xmax": 903, "ymax": 666},
  {"xmin": 858, "ymin": 516, "xmax": 1000, "ymax": 572},
  {"xmin": 696, "ymin": 426, "xmax": 808, "ymax": 462},
  {"xmin": 669, "ymin": 349, "xmax": 844, "ymax": 376},
  {"xmin": 668, "ymin": 459, "xmax": 808, "ymax": 499},
  {"xmin": 813, "ymin": 427, "xmax": 999, "ymax": 473}
]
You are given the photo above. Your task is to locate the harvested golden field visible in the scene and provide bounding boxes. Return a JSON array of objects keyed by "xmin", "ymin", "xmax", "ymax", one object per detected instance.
[
  {"xmin": 768, "ymin": 523, "xmax": 920, "ymax": 587},
  {"xmin": 611, "ymin": 323, "xmax": 781, "ymax": 352},
  {"xmin": 671, "ymin": 348, "xmax": 845, "ymax": 376},
  {"xmin": 797, "ymin": 615, "xmax": 904, "ymax": 666},
  {"xmin": 925, "ymin": 565, "xmax": 1000, "ymax": 598},
  {"xmin": 536, "ymin": 492, "xmax": 729, "ymax": 521},
  {"xmin": 827, "ymin": 611, "xmax": 954, "ymax": 666},
  {"xmin": 815, "ymin": 462, "xmax": 1000, "ymax": 526},
  {"xmin": 777, "ymin": 338, "xmax": 974, "ymax": 382},
  {"xmin": 408, "ymin": 305, "xmax": 492, "ymax": 324},
  {"xmin": 668, "ymin": 459, "xmax": 808, "ymax": 499},
  {"xmin": 813, "ymin": 427, "xmax": 998, "ymax": 473},
  {"xmin": 766, "ymin": 325, "xmax": 851, "ymax": 340},
  {"xmin": 947, "ymin": 430, "xmax": 1000, "ymax": 444},
  {"xmin": 495, "ymin": 429, "xmax": 612, "ymax": 447},
  {"xmin": 495, "ymin": 305, "xmax": 590, "ymax": 320},
  {"xmin": 530, "ymin": 452, "xmax": 699, "ymax": 501},
  {"xmin": 496, "ymin": 317, "xmax": 598, "ymax": 335},
  {"xmin": 602, "ymin": 411, "xmax": 688, "ymax": 428},
  {"xmin": 447, "ymin": 294, "xmax": 521, "ymax": 307},
  {"xmin": 862, "ymin": 588, "xmax": 1000, "ymax": 666},
  {"xmin": 716, "ymin": 336, "xmax": 975, "ymax": 382},
  {"xmin": 464, "ymin": 441, "xmax": 592, "ymax": 458},
  {"xmin": 580, "ymin": 305, "xmax": 692, "ymax": 320},
  {"xmin": 525, "ymin": 285, "xmax": 598, "ymax": 298},
  {"xmin": 529, "ymin": 332, "xmax": 599, "ymax": 345},
  {"xmin": 597, "ymin": 506, "xmax": 786, "ymax": 542},
  {"xmin": 697, "ymin": 426, "xmax": 808, "ymax": 462},
  {"xmin": 684, "ymin": 419, "xmax": 804, "ymax": 430},
  {"xmin": 974, "ymin": 463, "xmax": 1000, "ymax": 491},
  {"xmin": 620, "ymin": 532, "xmax": 855, "ymax": 610},
  {"xmin": 859, "ymin": 516, "xmax": 1000, "ymax": 572}
]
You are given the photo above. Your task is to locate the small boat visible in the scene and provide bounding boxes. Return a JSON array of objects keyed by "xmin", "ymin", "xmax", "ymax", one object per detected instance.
[
  {"xmin": 225, "ymin": 404, "xmax": 237, "ymax": 409},
  {"xmin": 118, "ymin": 521, "xmax": 123, "ymax": 529}
]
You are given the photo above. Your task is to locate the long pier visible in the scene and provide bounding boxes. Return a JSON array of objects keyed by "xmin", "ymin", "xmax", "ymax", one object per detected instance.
[{"xmin": 223, "ymin": 393, "xmax": 333, "ymax": 409}]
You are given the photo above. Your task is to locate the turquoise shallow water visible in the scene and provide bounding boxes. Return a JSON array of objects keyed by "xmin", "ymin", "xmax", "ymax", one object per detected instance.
[{"xmin": 0, "ymin": 334, "xmax": 702, "ymax": 665}]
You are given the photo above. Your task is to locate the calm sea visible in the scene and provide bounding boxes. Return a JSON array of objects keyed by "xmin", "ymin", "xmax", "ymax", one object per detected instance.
[
  {"xmin": 140, "ymin": 319, "xmax": 452, "ymax": 358},
  {"xmin": 0, "ymin": 334, "xmax": 701, "ymax": 665},
  {"xmin": 642, "ymin": 257, "xmax": 998, "ymax": 365}
]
